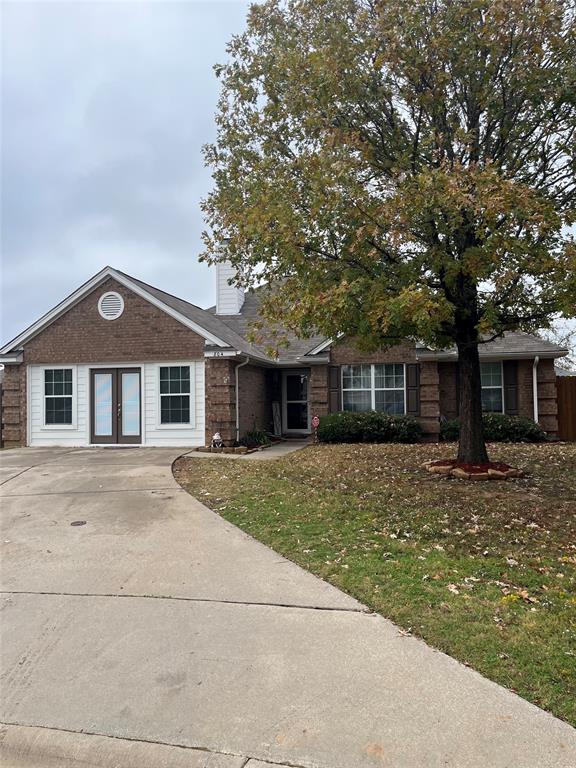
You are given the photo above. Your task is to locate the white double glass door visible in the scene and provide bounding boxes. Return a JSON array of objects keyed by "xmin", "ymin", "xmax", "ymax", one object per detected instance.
[{"xmin": 91, "ymin": 368, "xmax": 141, "ymax": 444}]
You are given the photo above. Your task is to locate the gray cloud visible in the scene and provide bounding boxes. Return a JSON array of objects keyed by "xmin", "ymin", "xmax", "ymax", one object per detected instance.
[{"xmin": 1, "ymin": 0, "xmax": 250, "ymax": 344}]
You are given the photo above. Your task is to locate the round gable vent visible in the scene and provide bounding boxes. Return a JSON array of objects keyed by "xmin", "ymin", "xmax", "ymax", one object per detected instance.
[{"xmin": 98, "ymin": 291, "xmax": 124, "ymax": 320}]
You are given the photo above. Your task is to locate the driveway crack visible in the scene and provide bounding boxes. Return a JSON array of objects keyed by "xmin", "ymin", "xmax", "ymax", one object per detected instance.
[{"xmin": 1, "ymin": 590, "xmax": 371, "ymax": 615}]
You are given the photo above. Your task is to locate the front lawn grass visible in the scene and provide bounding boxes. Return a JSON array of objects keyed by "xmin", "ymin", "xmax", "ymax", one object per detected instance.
[{"xmin": 174, "ymin": 442, "xmax": 576, "ymax": 725}]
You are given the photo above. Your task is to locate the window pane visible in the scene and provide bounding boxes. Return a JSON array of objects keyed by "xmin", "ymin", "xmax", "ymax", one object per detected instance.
[
  {"xmin": 480, "ymin": 362, "xmax": 502, "ymax": 388},
  {"xmin": 342, "ymin": 365, "xmax": 371, "ymax": 390},
  {"xmin": 343, "ymin": 390, "xmax": 371, "ymax": 412},
  {"xmin": 160, "ymin": 366, "xmax": 190, "ymax": 394},
  {"xmin": 286, "ymin": 402, "xmax": 308, "ymax": 430},
  {"xmin": 375, "ymin": 390, "xmax": 405, "ymax": 414},
  {"xmin": 44, "ymin": 370, "xmax": 54, "ymax": 395},
  {"xmin": 286, "ymin": 373, "xmax": 307, "ymax": 401},
  {"xmin": 374, "ymin": 363, "xmax": 404, "ymax": 390},
  {"xmin": 45, "ymin": 396, "xmax": 72, "ymax": 425},
  {"xmin": 482, "ymin": 388, "xmax": 503, "ymax": 413},
  {"xmin": 45, "ymin": 369, "xmax": 73, "ymax": 396},
  {"xmin": 160, "ymin": 395, "xmax": 190, "ymax": 424}
]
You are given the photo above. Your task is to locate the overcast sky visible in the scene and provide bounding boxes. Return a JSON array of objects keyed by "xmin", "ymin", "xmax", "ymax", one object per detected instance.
[
  {"xmin": 1, "ymin": 0, "xmax": 250, "ymax": 345},
  {"xmin": 1, "ymin": 2, "xmax": 574, "ymax": 359}
]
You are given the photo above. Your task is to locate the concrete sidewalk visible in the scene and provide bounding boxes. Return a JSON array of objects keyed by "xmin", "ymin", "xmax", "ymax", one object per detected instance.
[
  {"xmin": 1, "ymin": 447, "xmax": 575, "ymax": 768},
  {"xmin": 188, "ymin": 439, "xmax": 310, "ymax": 461}
]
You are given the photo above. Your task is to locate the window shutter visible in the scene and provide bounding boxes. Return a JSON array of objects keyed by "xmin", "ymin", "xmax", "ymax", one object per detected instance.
[
  {"xmin": 405, "ymin": 363, "xmax": 420, "ymax": 416},
  {"xmin": 329, "ymin": 366, "xmax": 341, "ymax": 412},
  {"xmin": 503, "ymin": 361, "xmax": 518, "ymax": 415}
]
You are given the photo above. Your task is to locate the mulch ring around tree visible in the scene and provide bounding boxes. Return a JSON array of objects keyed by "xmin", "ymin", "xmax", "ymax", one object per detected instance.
[{"xmin": 422, "ymin": 458, "xmax": 524, "ymax": 481}]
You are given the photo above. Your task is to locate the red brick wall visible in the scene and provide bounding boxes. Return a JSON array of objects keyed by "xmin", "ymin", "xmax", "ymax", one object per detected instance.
[
  {"xmin": 238, "ymin": 364, "xmax": 271, "ymax": 436},
  {"xmin": 23, "ymin": 277, "xmax": 205, "ymax": 364},
  {"xmin": 330, "ymin": 339, "xmax": 417, "ymax": 365},
  {"xmin": 1, "ymin": 365, "xmax": 26, "ymax": 447}
]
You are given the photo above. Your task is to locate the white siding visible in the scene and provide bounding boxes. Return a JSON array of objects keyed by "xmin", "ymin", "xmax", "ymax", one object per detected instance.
[
  {"xmin": 143, "ymin": 361, "xmax": 205, "ymax": 447},
  {"xmin": 28, "ymin": 365, "xmax": 89, "ymax": 447},
  {"xmin": 28, "ymin": 361, "xmax": 205, "ymax": 448},
  {"xmin": 215, "ymin": 261, "xmax": 245, "ymax": 315}
]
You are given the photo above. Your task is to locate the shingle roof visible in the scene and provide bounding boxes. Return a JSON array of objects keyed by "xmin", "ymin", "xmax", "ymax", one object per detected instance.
[
  {"xmin": 416, "ymin": 331, "xmax": 567, "ymax": 360},
  {"xmin": 205, "ymin": 287, "xmax": 329, "ymax": 364},
  {"xmin": 130, "ymin": 272, "xmax": 566, "ymax": 363}
]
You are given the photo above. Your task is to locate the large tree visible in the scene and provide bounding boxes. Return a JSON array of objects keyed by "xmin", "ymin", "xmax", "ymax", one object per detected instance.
[{"xmin": 202, "ymin": 0, "xmax": 576, "ymax": 463}]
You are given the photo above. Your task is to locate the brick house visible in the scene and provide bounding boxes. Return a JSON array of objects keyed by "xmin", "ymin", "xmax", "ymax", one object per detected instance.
[{"xmin": 0, "ymin": 264, "xmax": 567, "ymax": 448}]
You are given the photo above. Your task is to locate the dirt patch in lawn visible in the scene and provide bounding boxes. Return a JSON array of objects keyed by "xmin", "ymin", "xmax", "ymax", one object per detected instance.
[{"xmin": 174, "ymin": 441, "xmax": 576, "ymax": 725}]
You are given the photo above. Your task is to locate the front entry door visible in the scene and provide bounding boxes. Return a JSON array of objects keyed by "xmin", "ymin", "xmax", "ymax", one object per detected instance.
[
  {"xmin": 91, "ymin": 368, "xmax": 141, "ymax": 444},
  {"xmin": 282, "ymin": 371, "xmax": 310, "ymax": 433}
]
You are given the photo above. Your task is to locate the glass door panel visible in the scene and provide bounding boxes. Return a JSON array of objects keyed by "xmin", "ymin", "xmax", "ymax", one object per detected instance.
[
  {"xmin": 286, "ymin": 402, "xmax": 308, "ymax": 430},
  {"xmin": 283, "ymin": 372, "xmax": 310, "ymax": 433},
  {"xmin": 121, "ymin": 372, "xmax": 140, "ymax": 437},
  {"xmin": 94, "ymin": 373, "xmax": 113, "ymax": 437}
]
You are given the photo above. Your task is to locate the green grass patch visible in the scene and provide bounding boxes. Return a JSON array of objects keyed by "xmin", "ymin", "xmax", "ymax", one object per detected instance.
[{"xmin": 174, "ymin": 441, "xmax": 576, "ymax": 725}]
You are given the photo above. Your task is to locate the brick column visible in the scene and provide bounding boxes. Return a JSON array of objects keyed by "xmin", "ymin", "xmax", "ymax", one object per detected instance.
[
  {"xmin": 419, "ymin": 361, "xmax": 440, "ymax": 440},
  {"xmin": 537, "ymin": 358, "xmax": 558, "ymax": 435},
  {"xmin": 309, "ymin": 365, "xmax": 329, "ymax": 418},
  {"xmin": 204, "ymin": 358, "xmax": 237, "ymax": 446},
  {"xmin": 1, "ymin": 364, "xmax": 26, "ymax": 447}
]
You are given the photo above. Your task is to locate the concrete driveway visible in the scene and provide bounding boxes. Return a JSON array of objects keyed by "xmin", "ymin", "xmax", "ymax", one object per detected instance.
[{"xmin": 1, "ymin": 448, "xmax": 575, "ymax": 768}]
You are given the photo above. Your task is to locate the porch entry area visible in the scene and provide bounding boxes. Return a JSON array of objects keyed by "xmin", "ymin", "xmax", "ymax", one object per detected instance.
[
  {"xmin": 282, "ymin": 370, "xmax": 311, "ymax": 434},
  {"xmin": 91, "ymin": 368, "xmax": 141, "ymax": 444}
]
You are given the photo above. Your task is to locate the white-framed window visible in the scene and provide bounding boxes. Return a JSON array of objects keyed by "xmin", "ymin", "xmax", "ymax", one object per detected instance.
[
  {"xmin": 44, "ymin": 368, "xmax": 74, "ymax": 426},
  {"xmin": 159, "ymin": 365, "xmax": 191, "ymax": 424},
  {"xmin": 480, "ymin": 361, "xmax": 504, "ymax": 413},
  {"xmin": 342, "ymin": 363, "xmax": 405, "ymax": 414}
]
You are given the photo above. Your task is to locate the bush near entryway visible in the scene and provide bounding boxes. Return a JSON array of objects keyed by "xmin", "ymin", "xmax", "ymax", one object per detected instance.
[
  {"xmin": 317, "ymin": 411, "xmax": 422, "ymax": 443},
  {"xmin": 440, "ymin": 413, "xmax": 547, "ymax": 443}
]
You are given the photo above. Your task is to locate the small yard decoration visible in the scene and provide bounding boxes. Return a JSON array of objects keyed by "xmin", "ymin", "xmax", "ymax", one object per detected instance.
[{"xmin": 312, "ymin": 414, "xmax": 320, "ymax": 442}]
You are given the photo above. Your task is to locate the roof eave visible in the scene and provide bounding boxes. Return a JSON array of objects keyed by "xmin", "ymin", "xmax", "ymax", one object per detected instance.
[
  {"xmin": 0, "ymin": 352, "xmax": 23, "ymax": 364},
  {"xmin": 416, "ymin": 349, "xmax": 568, "ymax": 361}
]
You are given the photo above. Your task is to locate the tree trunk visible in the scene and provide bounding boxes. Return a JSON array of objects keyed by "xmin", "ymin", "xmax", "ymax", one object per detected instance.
[{"xmin": 457, "ymin": 340, "xmax": 489, "ymax": 464}]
